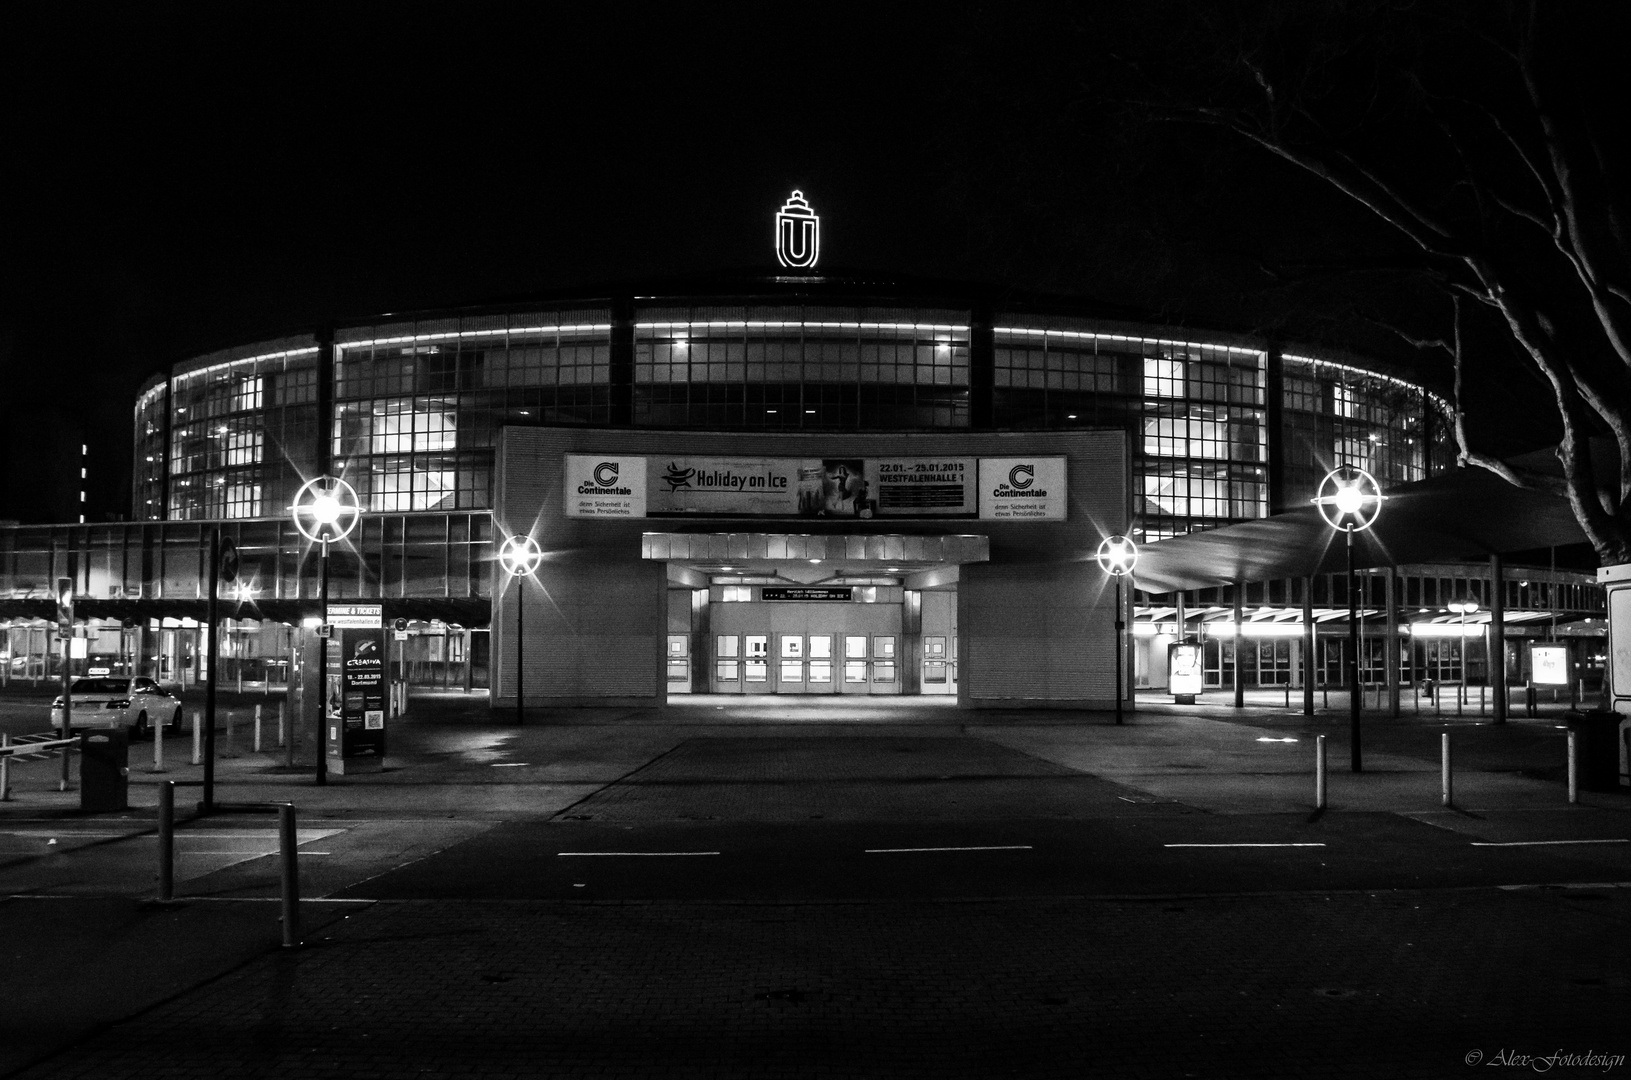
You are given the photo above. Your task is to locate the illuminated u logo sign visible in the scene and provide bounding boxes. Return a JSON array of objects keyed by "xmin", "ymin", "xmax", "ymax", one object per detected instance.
[
  {"xmin": 1009, "ymin": 464, "xmax": 1034, "ymax": 489},
  {"xmin": 776, "ymin": 190, "xmax": 820, "ymax": 269}
]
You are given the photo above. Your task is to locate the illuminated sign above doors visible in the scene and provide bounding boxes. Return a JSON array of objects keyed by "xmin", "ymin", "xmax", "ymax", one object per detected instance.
[
  {"xmin": 564, "ymin": 454, "xmax": 1066, "ymax": 520},
  {"xmin": 776, "ymin": 190, "xmax": 820, "ymax": 269}
]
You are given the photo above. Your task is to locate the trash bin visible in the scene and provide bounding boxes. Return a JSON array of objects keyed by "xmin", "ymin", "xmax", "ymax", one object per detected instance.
[
  {"xmin": 79, "ymin": 730, "xmax": 129, "ymax": 812},
  {"xmin": 1565, "ymin": 710, "xmax": 1623, "ymax": 793}
]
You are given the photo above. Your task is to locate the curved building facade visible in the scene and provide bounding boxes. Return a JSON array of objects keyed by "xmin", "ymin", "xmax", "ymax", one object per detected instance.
[{"xmin": 133, "ymin": 277, "xmax": 1453, "ymax": 540}]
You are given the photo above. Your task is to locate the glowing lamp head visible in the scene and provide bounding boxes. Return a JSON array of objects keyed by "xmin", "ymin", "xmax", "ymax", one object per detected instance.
[
  {"xmin": 499, "ymin": 534, "xmax": 543, "ymax": 577},
  {"xmin": 311, "ymin": 494, "xmax": 342, "ymax": 526},
  {"xmin": 1333, "ymin": 483, "xmax": 1365, "ymax": 516}
]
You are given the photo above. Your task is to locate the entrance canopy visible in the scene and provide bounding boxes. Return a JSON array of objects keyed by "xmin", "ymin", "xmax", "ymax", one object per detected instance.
[
  {"xmin": 1136, "ymin": 464, "xmax": 1589, "ymax": 594},
  {"xmin": 642, "ymin": 532, "xmax": 989, "ymax": 584}
]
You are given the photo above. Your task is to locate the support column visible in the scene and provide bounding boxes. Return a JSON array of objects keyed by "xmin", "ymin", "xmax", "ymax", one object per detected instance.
[
  {"xmin": 1386, "ymin": 565, "xmax": 1400, "ymax": 717},
  {"xmin": 1491, "ymin": 553, "xmax": 1507, "ymax": 723},
  {"xmin": 969, "ymin": 300, "xmax": 995, "ymax": 430},
  {"xmin": 1233, "ymin": 582, "xmax": 1245, "ymax": 708},
  {"xmin": 1302, "ymin": 576, "xmax": 1315, "ymax": 716},
  {"xmin": 1174, "ymin": 592, "xmax": 1186, "ymax": 641}
]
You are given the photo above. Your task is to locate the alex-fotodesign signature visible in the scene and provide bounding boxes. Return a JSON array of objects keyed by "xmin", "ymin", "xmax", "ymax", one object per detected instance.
[{"xmin": 1465, "ymin": 1048, "xmax": 1625, "ymax": 1071}]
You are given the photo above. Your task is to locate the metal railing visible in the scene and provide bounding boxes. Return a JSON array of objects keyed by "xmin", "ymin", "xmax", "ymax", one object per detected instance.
[{"xmin": 0, "ymin": 733, "xmax": 77, "ymax": 799}]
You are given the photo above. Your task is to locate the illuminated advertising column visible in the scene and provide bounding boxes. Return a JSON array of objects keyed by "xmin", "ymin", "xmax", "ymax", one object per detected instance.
[{"xmin": 326, "ymin": 603, "xmax": 386, "ymax": 774}]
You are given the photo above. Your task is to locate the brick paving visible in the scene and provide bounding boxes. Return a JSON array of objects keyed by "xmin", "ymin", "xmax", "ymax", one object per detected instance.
[{"xmin": 12, "ymin": 889, "xmax": 1630, "ymax": 1079}]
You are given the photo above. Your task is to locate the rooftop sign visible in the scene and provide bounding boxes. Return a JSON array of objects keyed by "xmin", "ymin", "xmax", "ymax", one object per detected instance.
[{"xmin": 776, "ymin": 190, "xmax": 820, "ymax": 269}]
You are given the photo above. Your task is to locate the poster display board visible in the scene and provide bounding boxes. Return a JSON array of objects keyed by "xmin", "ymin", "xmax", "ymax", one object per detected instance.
[
  {"xmin": 325, "ymin": 603, "xmax": 386, "ymax": 770},
  {"xmin": 1529, "ymin": 642, "xmax": 1570, "ymax": 686},
  {"xmin": 1169, "ymin": 641, "xmax": 1204, "ymax": 702},
  {"xmin": 565, "ymin": 454, "xmax": 1058, "ymax": 520}
]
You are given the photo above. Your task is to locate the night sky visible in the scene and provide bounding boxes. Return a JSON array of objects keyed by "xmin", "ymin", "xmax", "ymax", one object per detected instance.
[{"xmin": 0, "ymin": 2, "xmax": 1595, "ymax": 524}]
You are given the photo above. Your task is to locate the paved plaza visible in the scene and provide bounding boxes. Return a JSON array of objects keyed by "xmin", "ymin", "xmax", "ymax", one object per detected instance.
[{"xmin": 2, "ymin": 689, "xmax": 1628, "ymax": 1078}]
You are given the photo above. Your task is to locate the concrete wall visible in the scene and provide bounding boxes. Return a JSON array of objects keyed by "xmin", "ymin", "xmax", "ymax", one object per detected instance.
[{"xmin": 494, "ymin": 427, "xmax": 1130, "ymax": 709}]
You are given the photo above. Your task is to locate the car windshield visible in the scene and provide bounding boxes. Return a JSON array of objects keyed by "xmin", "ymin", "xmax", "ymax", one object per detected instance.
[{"xmin": 69, "ymin": 678, "xmax": 131, "ymax": 695}]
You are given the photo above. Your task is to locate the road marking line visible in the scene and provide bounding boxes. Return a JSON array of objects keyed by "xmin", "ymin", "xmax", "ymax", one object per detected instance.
[
  {"xmin": 865, "ymin": 845, "xmax": 1034, "ymax": 853},
  {"xmin": 556, "ymin": 851, "xmax": 721, "ymax": 857},
  {"xmin": 1164, "ymin": 843, "xmax": 1327, "ymax": 848},
  {"xmin": 1471, "ymin": 839, "xmax": 1630, "ymax": 847}
]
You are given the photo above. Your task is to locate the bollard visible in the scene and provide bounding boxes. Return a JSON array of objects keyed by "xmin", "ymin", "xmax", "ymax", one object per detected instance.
[
  {"xmin": 279, "ymin": 803, "xmax": 300, "ymax": 948},
  {"xmin": 158, "ymin": 781, "xmax": 175, "ymax": 902},
  {"xmin": 1315, "ymin": 734, "xmax": 1327, "ymax": 810},
  {"xmin": 254, "ymin": 704, "xmax": 263, "ymax": 753},
  {"xmin": 277, "ymin": 701, "xmax": 286, "ymax": 748},
  {"xmin": 1479, "ymin": 684, "xmax": 1487, "ymax": 717},
  {"xmin": 191, "ymin": 709, "xmax": 201, "ymax": 766},
  {"xmin": 1, "ymin": 733, "xmax": 11, "ymax": 802},
  {"xmin": 226, "ymin": 710, "xmax": 236, "ymax": 756},
  {"xmin": 152, "ymin": 710, "xmax": 166, "ymax": 773},
  {"xmin": 1567, "ymin": 728, "xmax": 1578, "ymax": 804},
  {"xmin": 1441, "ymin": 732, "xmax": 1452, "ymax": 807}
]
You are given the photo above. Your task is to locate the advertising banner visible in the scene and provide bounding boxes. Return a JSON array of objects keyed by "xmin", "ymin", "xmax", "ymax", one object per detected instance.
[
  {"xmin": 979, "ymin": 458, "xmax": 1067, "ymax": 520},
  {"xmin": 871, "ymin": 457, "xmax": 976, "ymax": 516},
  {"xmin": 565, "ymin": 454, "xmax": 1064, "ymax": 520},
  {"xmin": 564, "ymin": 456, "xmax": 647, "ymax": 518}
]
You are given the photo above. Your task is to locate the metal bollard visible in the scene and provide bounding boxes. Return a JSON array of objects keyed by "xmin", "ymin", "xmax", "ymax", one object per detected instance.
[
  {"xmin": 1, "ymin": 733, "xmax": 11, "ymax": 802},
  {"xmin": 191, "ymin": 710, "xmax": 202, "ymax": 765},
  {"xmin": 254, "ymin": 704, "xmax": 262, "ymax": 753},
  {"xmin": 1441, "ymin": 732, "xmax": 1452, "ymax": 807},
  {"xmin": 277, "ymin": 702, "xmax": 286, "ymax": 748},
  {"xmin": 1567, "ymin": 728, "xmax": 1579, "ymax": 804},
  {"xmin": 226, "ymin": 710, "xmax": 236, "ymax": 756},
  {"xmin": 1315, "ymin": 734, "xmax": 1327, "ymax": 809},
  {"xmin": 158, "ymin": 781, "xmax": 175, "ymax": 902},
  {"xmin": 279, "ymin": 803, "xmax": 300, "ymax": 948},
  {"xmin": 153, "ymin": 710, "xmax": 166, "ymax": 773}
]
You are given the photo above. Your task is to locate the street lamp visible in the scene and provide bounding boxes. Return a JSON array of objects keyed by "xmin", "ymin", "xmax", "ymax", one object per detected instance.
[
  {"xmin": 292, "ymin": 476, "xmax": 360, "ymax": 785},
  {"xmin": 498, "ymin": 534, "xmax": 543, "ymax": 725},
  {"xmin": 1448, "ymin": 599, "xmax": 1479, "ymax": 714},
  {"xmin": 1313, "ymin": 466, "xmax": 1384, "ymax": 772},
  {"xmin": 1096, "ymin": 534, "xmax": 1139, "ymax": 726}
]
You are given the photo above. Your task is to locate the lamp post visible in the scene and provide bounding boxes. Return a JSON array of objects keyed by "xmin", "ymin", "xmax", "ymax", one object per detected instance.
[
  {"xmin": 1448, "ymin": 599, "xmax": 1479, "ymax": 712},
  {"xmin": 498, "ymin": 534, "xmax": 543, "ymax": 725},
  {"xmin": 1313, "ymin": 466, "xmax": 1384, "ymax": 773},
  {"xmin": 1096, "ymin": 534, "xmax": 1139, "ymax": 726},
  {"xmin": 291, "ymin": 476, "xmax": 360, "ymax": 785}
]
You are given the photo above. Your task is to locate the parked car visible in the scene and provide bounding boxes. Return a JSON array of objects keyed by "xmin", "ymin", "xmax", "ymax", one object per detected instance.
[{"xmin": 51, "ymin": 676, "xmax": 183, "ymax": 737}]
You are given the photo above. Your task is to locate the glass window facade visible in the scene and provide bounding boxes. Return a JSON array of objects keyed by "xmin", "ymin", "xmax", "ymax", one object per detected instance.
[
  {"xmin": 334, "ymin": 312, "xmax": 612, "ymax": 514},
  {"xmin": 160, "ymin": 338, "xmax": 320, "ymax": 522},
  {"xmin": 633, "ymin": 307, "xmax": 970, "ymax": 430},
  {"xmin": 132, "ymin": 294, "xmax": 1452, "ymax": 547}
]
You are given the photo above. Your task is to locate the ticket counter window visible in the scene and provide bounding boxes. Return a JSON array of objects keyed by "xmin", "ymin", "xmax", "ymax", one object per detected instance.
[
  {"xmin": 745, "ymin": 636, "xmax": 768, "ymax": 659},
  {"xmin": 780, "ymin": 660, "xmax": 803, "ymax": 682},
  {"xmin": 874, "ymin": 636, "xmax": 897, "ymax": 659},
  {"xmin": 846, "ymin": 636, "xmax": 868, "ymax": 658},
  {"xmin": 874, "ymin": 661, "xmax": 897, "ymax": 682},
  {"xmin": 717, "ymin": 636, "xmax": 740, "ymax": 658},
  {"xmin": 745, "ymin": 660, "xmax": 768, "ymax": 683},
  {"xmin": 845, "ymin": 661, "xmax": 868, "ymax": 683},
  {"xmin": 716, "ymin": 661, "xmax": 740, "ymax": 682}
]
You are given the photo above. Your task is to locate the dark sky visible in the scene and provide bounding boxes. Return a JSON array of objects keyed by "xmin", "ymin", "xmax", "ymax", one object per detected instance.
[{"xmin": 0, "ymin": 2, "xmax": 1589, "ymax": 524}]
